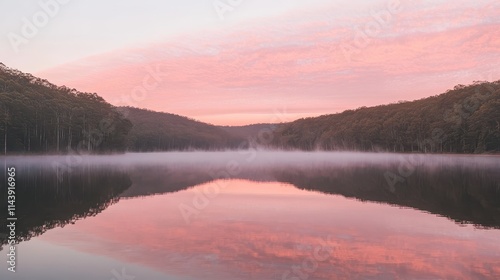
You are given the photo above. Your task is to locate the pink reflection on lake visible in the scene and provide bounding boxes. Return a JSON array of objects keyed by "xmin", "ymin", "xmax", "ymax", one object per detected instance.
[{"xmin": 41, "ymin": 180, "xmax": 500, "ymax": 279}]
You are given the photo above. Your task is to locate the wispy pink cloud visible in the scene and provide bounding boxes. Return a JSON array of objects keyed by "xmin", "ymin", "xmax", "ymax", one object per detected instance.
[{"xmin": 37, "ymin": 1, "xmax": 500, "ymax": 125}]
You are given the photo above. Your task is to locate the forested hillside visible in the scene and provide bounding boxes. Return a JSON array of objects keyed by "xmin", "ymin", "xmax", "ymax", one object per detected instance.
[
  {"xmin": 272, "ymin": 81, "xmax": 500, "ymax": 153},
  {"xmin": 219, "ymin": 123, "xmax": 278, "ymax": 140},
  {"xmin": 119, "ymin": 107, "xmax": 243, "ymax": 151},
  {"xmin": 0, "ymin": 63, "xmax": 132, "ymax": 154},
  {"xmin": 1, "ymin": 62, "xmax": 499, "ymax": 154}
]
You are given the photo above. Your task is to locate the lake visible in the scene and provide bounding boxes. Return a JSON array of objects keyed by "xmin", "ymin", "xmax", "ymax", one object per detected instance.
[{"xmin": 1, "ymin": 151, "xmax": 500, "ymax": 279}]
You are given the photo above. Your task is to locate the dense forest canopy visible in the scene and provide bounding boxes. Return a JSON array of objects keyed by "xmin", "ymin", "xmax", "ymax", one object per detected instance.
[
  {"xmin": 120, "ymin": 106, "xmax": 243, "ymax": 151},
  {"xmin": 0, "ymin": 63, "xmax": 131, "ymax": 154},
  {"xmin": 271, "ymin": 81, "xmax": 500, "ymax": 153},
  {"xmin": 1, "ymin": 62, "xmax": 498, "ymax": 154}
]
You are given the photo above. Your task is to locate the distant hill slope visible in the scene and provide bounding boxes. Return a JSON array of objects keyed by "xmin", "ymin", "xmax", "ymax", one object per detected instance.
[
  {"xmin": 219, "ymin": 123, "xmax": 282, "ymax": 140},
  {"xmin": 272, "ymin": 81, "xmax": 500, "ymax": 153},
  {"xmin": 119, "ymin": 107, "xmax": 243, "ymax": 151}
]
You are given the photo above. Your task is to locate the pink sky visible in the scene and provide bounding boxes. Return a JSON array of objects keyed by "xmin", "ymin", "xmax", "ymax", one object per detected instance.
[{"xmin": 31, "ymin": 0, "xmax": 500, "ymax": 125}]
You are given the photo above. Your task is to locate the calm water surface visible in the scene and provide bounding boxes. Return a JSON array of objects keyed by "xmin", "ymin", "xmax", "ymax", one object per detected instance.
[{"xmin": 1, "ymin": 152, "xmax": 500, "ymax": 279}]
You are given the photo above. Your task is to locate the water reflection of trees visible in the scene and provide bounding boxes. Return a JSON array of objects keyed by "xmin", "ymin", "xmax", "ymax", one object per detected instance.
[
  {"xmin": 1, "ymin": 161, "xmax": 498, "ymax": 250},
  {"xmin": 123, "ymin": 164, "xmax": 500, "ymax": 229},
  {"xmin": 273, "ymin": 165, "xmax": 500, "ymax": 229},
  {"xmin": 0, "ymin": 166, "xmax": 131, "ymax": 249},
  {"xmin": 119, "ymin": 166, "xmax": 214, "ymax": 198}
]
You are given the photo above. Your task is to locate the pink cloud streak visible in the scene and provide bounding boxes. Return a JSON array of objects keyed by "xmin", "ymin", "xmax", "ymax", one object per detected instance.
[{"xmin": 37, "ymin": 1, "xmax": 500, "ymax": 125}]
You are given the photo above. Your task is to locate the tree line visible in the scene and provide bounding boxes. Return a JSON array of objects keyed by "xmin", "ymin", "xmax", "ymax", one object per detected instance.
[
  {"xmin": 0, "ymin": 63, "xmax": 131, "ymax": 154},
  {"xmin": 120, "ymin": 106, "xmax": 242, "ymax": 151},
  {"xmin": 271, "ymin": 81, "xmax": 500, "ymax": 153},
  {"xmin": 1, "ymin": 62, "xmax": 498, "ymax": 154}
]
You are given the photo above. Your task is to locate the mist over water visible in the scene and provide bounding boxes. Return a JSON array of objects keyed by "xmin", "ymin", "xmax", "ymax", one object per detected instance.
[
  {"xmin": 4, "ymin": 150, "xmax": 500, "ymax": 169},
  {"xmin": 1, "ymin": 151, "xmax": 500, "ymax": 279}
]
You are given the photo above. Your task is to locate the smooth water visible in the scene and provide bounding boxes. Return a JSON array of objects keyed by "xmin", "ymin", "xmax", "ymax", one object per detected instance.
[{"xmin": 1, "ymin": 152, "xmax": 500, "ymax": 279}]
